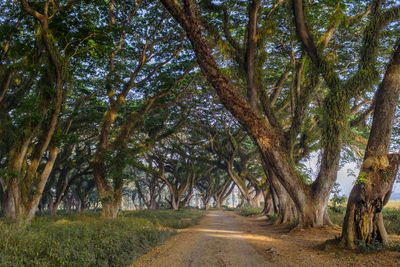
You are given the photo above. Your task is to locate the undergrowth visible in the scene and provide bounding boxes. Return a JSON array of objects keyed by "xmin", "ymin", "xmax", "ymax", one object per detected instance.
[
  {"xmin": 236, "ymin": 207, "xmax": 263, "ymax": 217},
  {"xmin": 0, "ymin": 209, "xmax": 205, "ymax": 267},
  {"xmin": 328, "ymin": 206, "xmax": 400, "ymax": 235},
  {"xmin": 121, "ymin": 208, "xmax": 205, "ymax": 229}
]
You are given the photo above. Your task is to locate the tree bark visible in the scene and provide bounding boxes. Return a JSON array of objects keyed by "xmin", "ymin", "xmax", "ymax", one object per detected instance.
[
  {"xmin": 269, "ymin": 172, "xmax": 298, "ymax": 224},
  {"xmin": 101, "ymin": 199, "xmax": 120, "ymax": 218},
  {"xmin": 262, "ymin": 190, "xmax": 275, "ymax": 216},
  {"xmin": 341, "ymin": 41, "xmax": 400, "ymax": 248}
]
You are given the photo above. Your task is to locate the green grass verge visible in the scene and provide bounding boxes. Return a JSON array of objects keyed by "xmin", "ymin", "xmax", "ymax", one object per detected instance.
[
  {"xmin": 328, "ymin": 206, "xmax": 400, "ymax": 235},
  {"xmin": 0, "ymin": 209, "xmax": 205, "ymax": 267},
  {"xmin": 233, "ymin": 205, "xmax": 400, "ymax": 235},
  {"xmin": 234, "ymin": 207, "xmax": 264, "ymax": 217},
  {"xmin": 121, "ymin": 208, "xmax": 206, "ymax": 229}
]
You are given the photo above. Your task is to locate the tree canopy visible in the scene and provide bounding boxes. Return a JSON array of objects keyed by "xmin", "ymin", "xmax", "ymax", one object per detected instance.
[{"xmin": 0, "ymin": 0, "xmax": 399, "ymax": 249}]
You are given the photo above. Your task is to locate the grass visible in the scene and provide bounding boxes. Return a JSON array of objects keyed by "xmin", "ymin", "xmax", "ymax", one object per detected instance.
[
  {"xmin": 328, "ymin": 204, "xmax": 400, "ymax": 235},
  {"xmin": 0, "ymin": 209, "xmax": 205, "ymax": 267},
  {"xmin": 233, "ymin": 202, "xmax": 400, "ymax": 235},
  {"xmin": 121, "ymin": 208, "xmax": 206, "ymax": 229},
  {"xmin": 230, "ymin": 207, "xmax": 264, "ymax": 217}
]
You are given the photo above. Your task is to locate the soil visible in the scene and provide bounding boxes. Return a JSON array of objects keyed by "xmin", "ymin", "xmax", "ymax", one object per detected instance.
[{"xmin": 132, "ymin": 210, "xmax": 400, "ymax": 267}]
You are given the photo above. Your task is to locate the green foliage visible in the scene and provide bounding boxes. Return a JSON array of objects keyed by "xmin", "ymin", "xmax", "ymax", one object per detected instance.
[
  {"xmin": 381, "ymin": 208, "xmax": 400, "ymax": 235},
  {"xmin": 380, "ymin": 169, "xmax": 392, "ymax": 182},
  {"xmin": 267, "ymin": 214, "xmax": 278, "ymax": 223},
  {"xmin": 330, "ymin": 183, "xmax": 347, "ymax": 209},
  {"xmin": 287, "ymin": 218, "xmax": 299, "ymax": 230},
  {"xmin": 356, "ymin": 240, "xmax": 384, "ymax": 254},
  {"xmin": 0, "ymin": 209, "xmax": 204, "ymax": 267},
  {"xmin": 354, "ymin": 171, "xmax": 367, "ymax": 185},
  {"xmin": 236, "ymin": 207, "xmax": 263, "ymax": 217},
  {"xmin": 121, "ymin": 208, "xmax": 205, "ymax": 229},
  {"xmin": 328, "ymin": 206, "xmax": 400, "ymax": 235}
]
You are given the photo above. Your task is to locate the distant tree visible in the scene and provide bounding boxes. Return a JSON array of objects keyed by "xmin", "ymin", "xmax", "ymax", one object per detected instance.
[{"xmin": 330, "ymin": 183, "xmax": 347, "ymax": 211}]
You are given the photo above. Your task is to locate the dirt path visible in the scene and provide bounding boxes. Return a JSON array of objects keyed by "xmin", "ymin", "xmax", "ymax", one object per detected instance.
[{"xmin": 133, "ymin": 211, "xmax": 400, "ymax": 267}]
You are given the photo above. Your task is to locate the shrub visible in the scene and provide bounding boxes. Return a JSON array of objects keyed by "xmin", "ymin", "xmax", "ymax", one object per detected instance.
[
  {"xmin": 0, "ymin": 209, "xmax": 205, "ymax": 267},
  {"xmin": 237, "ymin": 207, "xmax": 263, "ymax": 217},
  {"xmin": 327, "ymin": 206, "xmax": 400, "ymax": 235},
  {"xmin": 267, "ymin": 214, "xmax": 278, "ymax": 223},
  {"xmin": 121, "ymin": 208, "xmax": 205, "ymax": 229},
  {"xmin": 382, "ymin": 208, "xmax": 400, "ymax": 235}
]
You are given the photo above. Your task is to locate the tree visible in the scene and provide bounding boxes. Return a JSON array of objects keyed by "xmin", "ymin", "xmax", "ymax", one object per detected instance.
[
  {"xmin": 161, "ymin": 0, "xmax": 399, "ymax": 227},
  {"xmin": 340, "ymin": 40, "xmax": 400, "ymax": 248},
  {"xmin": 135, "ymin": 159, "xmax": 166, "ymax": 210},
  {"xmin": 0, "ymin": 0, "xmax": 83, "ymax": 223},
  {"xmin": 330, "ymin": 183, "xmax": 347, "ymax": 211},
  {"xmin": 89, "ymin": 0, "xmax": 195, "ymax": 217}
]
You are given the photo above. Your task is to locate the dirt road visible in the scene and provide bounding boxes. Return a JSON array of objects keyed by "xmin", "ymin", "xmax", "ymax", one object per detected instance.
[
  {"xmin": 133, "ymin": 210, "xmax": 400, "ymax": 267},
  {"xmin": 133, "ymin": 210, "xmax": 271, "ymax": 267}
]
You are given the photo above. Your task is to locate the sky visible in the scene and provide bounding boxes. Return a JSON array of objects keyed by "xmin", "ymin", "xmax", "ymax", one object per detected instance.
[{"xmin": 306, "ymin": 154, "xmax": 400, "ymax": 199}]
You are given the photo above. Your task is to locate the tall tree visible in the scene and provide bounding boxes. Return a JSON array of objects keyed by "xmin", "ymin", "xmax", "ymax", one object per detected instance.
[
  {"xmin": 161, "ymin": 0, "xmax": 399, "ymax": 227},
  {"xmin": 0, "ymin": 0, "xmax": 81, "ymax": 223},
  {"xmin": 341, "ymin": 40, "xmax": 400, "ymax": 248},
  {"xmin": 90, "ymin": 0, "xmax": 194, "ymax": 217}
]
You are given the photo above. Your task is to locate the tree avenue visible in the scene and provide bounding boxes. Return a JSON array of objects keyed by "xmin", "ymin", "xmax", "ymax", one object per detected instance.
[{"xmin": 0, "ymin": 0, "xmax": 399, "ymax": 252}]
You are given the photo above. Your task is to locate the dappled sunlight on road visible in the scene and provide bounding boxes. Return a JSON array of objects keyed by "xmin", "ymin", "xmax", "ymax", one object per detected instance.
[
  {"xmin": 193, "ymin": 228, "xmax": 242, "ymax": 234},
  {"xmin": 192, "ymin": 227, "xmax": 277, "ymax": 242},
  {"xmin": 207, "ymin": 232, "xmax": 275, "ymax": 242},
  {"xmin": 134, "ymin": 210, "xmax": 400, "ymax": 267},
  {"xmin": 133, "ymin": 210, "xmax": 275, "ymax": 267}
]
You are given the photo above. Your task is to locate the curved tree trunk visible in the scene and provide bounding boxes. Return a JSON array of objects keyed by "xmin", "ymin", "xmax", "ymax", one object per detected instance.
[
  {"xmin": 160, "ymin": 0, "xmax": 338, "ymax": 228},
  {"xmin": 214, "ymin": 195, "xmax": 222, "ymax": 209},
  {"xmin": 270, "ymin": 176, "xmax": 297, "ymax": 224},
  {"xmin": 341, "ymin": 41, "xmax": 400, "ymax": 248},
  {"xmin": 202, "ymin": 195, "xmax": 212, "ymax": 210},
  {"xmin": 262, "ymin": 190, "xmax": 275, "ymax": 216},
  {"xmin": 341, "ymin": 156, "xmax": 399, "ymax": 248},
  {"xmin": 3, "ymin": 146, "xmax": 60, "ymax": 223},
  {"xmin": 170, "ymin": 195, "xmax": 180, "ymax": 211}
]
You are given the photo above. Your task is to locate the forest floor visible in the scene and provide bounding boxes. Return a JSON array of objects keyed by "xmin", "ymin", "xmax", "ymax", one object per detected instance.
[{"xmin": 132, "ymin": 210, "xmax": 400, "ymax": 267}]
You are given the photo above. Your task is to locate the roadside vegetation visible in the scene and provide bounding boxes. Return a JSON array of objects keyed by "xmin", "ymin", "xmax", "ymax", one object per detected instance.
[
  {"xmin": 235, "ymin": 200, "xmax": 400, "ymax": 236},
  {"xmin": 0, "ymin": 209, "xmax": 205, "ymax": 267},
  {"xmin": 236, "ymin": 207, "xmax": 264, "ymax": 217},
  {"xmin": 1, "ymin": 0, "xmax": 400, "ymax": 260},
  {"xmin": 329, "ymin": 204, "xmax": 400, "ymax": 235}
]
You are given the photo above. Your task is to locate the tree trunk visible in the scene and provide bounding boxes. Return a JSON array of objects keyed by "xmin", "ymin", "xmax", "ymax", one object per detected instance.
[
  {"xmin": 171, "ymin": 196, "xmax": 180, "ymax": 211},
  {"xmin": 267, "ymin": 170, "xmax": 297, "ymax": 224},
  {"xmin": 341, "ymin": 154, "xmax": 400, "ymax": 248},
  {"xmin": 99, "ymin": 189, "xmax": 122, "ymax": 218},
  {"xmin": 93, "ymin": 158, "xmax": 123, "ymax": 218},
  {"xmin": 101, "ymin": 199, "xmax": 120, "ymax": 218},
  {"xmin": 341, "ymin": 41, "xmax": 400, "ymax": 248},
  {"xmin": 262, "ymin": 190, "xmax": 275, "ymax": 216},
  {"xmin": 272, "ymin": 181, "xmax": 298, "ymax": 224},
  {"xmin": 160, "ymin": 0, "xmax": 338, "ymax": 228},
  {"xmin": 2, "ymin": 180, "xmax": 24, "ymax": 222},
  {"xmin": 49, "ymin": 201, "xmax": 57, "ymax": 215},
  {"xmin": 214, "ymin": 195, "xmax": 222, "ymax": 209},
  {"xmin": 248, "ymin": 189, "xmax": 263, "ymax": 208},
  {"xmin": 149, "ymin": 198, "xmax": 157, "ymax": 209},
  {"xmin": 202, "ymin": 196, "xmax": 212, "ymax": 210}
]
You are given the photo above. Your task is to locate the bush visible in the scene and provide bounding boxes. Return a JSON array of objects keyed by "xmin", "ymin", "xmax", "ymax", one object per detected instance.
[
  {"xmin": 0, "ymin": 209, "xmax": 205, "ymax": 267},
  {"xmin": 267, "ymin": 214, "xmax": 278, "ymax": 223},
  {"xmin": 237, "ymin": 207, "xmax": 263, "ymax": 217},
  {"xmin": 328, "ymin": 206, "xmax": 400, "ymax": 235},
  {"xmin": 121, "ymin": 208, "xmax": 205, "ymax": 229},
  {"xmin": 382, "ymin": 208, "xmax": 400, "ymax": 235}
]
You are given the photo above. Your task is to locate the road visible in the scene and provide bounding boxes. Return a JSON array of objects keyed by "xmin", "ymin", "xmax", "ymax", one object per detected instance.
[
  {"xmin": 133, "ymin": 210, "xmax": 272, "ymax": 267},
  {"xmin": 132, "ymin": 210, "xmax": 400, "ymax": 267}
]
